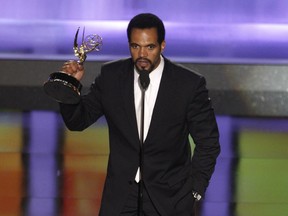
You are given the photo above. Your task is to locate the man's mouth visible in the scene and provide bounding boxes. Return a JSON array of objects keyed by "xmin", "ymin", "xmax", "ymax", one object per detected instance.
[{"xmin": 136, "ymin": 59, "xmax": 150, "ymax": 69}]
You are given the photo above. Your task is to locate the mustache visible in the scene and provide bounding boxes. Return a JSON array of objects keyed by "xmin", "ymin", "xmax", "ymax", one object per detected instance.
[{"xmin": 135, "ymin": 58, "xmax": 152, "ymax": 64}]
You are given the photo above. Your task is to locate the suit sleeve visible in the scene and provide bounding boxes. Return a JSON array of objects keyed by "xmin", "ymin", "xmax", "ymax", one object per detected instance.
[
  {"xmin": 187, "ymin": 76, "xmax": 221, "ymax": 197},
  {"xmin": 59, "ymin": 72, "xmax": 104, "ymax": 131}
]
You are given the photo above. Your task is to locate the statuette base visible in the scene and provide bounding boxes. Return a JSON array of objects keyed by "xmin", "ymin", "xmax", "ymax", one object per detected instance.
[{"xmin": 43, "ymin": 72, "xmax": 82, "ymax": 104}]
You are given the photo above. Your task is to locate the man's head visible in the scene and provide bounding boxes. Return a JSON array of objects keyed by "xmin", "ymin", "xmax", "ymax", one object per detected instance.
[
  {"xmin": 127, "ymin": 13, "xmax": 166, "ymax": 73},
  {"xmin": 127, "ymin": 13, "xmax": 165, "ymax": 45}
]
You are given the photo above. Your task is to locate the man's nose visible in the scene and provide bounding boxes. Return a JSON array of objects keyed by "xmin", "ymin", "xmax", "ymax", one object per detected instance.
[{"xmin": 139, "ymin": 47, "xmax": 148, "ymax": 57}]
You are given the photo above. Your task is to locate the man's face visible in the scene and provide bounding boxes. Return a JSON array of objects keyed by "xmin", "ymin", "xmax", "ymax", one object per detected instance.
[{"xmin": 129, "ymin": 28, "xmax": 165, "ymax": 73}]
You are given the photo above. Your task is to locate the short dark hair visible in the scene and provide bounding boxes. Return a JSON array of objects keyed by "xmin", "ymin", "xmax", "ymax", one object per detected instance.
[{"xmin": 127, "ymin": 13, "xmax": 165, "ymax": 44}]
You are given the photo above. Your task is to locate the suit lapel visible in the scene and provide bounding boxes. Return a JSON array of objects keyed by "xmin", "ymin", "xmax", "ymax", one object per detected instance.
[
  {"xmin": 145, "ymin": 59, "xmax": 174, "ymax": 143},
  {"xmin": 120, "ymin": 60, "xmax": 140, "ymax": 144}
]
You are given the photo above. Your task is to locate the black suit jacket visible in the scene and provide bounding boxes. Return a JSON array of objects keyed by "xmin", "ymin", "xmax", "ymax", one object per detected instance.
[{"xmin": 60, "ymin": 57, "xmax": 220, "ymax": 216}]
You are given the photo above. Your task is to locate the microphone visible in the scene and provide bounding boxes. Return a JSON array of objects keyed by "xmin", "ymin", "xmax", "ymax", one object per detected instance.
[{"xmin": 139, "ymin": 70, "xmax": 150, "ymax": 90}]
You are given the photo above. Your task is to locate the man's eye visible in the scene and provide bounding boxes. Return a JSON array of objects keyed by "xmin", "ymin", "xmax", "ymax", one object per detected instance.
[
  {"xmin": 148, "ymin": 45, "xmax": 155, "ymax": 50},
  {"xmin": 131, "ymin": 45, "xmax": 139, "ymax": 49}
]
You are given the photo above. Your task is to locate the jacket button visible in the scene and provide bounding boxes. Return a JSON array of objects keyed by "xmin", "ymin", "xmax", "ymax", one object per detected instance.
[{"xmin": 129, "ymin": 180, "xmax": 133, "ymax": 185}]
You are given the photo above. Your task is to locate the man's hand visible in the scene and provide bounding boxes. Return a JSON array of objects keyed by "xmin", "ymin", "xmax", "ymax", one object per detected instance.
[{"xmin": 61, "ymin": 60, "xmax": 84, "ymax": 81}]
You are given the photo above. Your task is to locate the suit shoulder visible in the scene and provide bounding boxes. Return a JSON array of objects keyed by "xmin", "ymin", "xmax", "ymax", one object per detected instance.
[
  {"xmin": 102, "ymin": 58, "xmax": 133, "ymax": 71},
  {"xmin": 95, "ymin": 58, "xmax": 133, "ymax": 81},
  {"xmin": 165, "ymin": 59, "xmax": 203, "ymax": 80}
]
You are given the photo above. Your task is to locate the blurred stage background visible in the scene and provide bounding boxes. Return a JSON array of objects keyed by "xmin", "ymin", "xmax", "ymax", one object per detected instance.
[{"xmin": 1, "ymin": 0, "xmax": 288, "ymax": 216}]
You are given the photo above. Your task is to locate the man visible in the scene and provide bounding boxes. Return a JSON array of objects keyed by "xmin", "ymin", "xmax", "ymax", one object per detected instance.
[{"xmin": 59, "ymin": 13, "xmax": 220, "ymax": 216}]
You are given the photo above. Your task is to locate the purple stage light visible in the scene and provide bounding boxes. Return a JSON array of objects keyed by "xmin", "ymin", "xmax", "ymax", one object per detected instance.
[{"xmin": 1, "ymin": 0, "xmax": 288, "ymax": 63}]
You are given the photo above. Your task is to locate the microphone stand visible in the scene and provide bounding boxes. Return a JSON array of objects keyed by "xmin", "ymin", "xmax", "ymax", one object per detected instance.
[
  {"xmin": 138, "ymin": 88, "xmax": 145, "ymax": 216},
  {"xmin": 138, "ymin": 70, "xmax": 150, "ymax": 216}
]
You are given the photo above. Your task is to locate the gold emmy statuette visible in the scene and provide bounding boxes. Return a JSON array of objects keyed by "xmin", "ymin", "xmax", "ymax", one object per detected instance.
[{"xmin": 43, "ymin": 27, "xmax": 102, "ymax": 104}]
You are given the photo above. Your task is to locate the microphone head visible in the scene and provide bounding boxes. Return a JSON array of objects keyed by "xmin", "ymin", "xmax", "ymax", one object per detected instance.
[{"xmin": 139, "ymin": 70, "xmax": 150, "ymax": 90}]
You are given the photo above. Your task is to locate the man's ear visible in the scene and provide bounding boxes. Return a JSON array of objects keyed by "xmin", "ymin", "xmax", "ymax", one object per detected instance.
[{"xmin": 161, "ymin": 41, "xmax": 166, "ymax": 52}]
